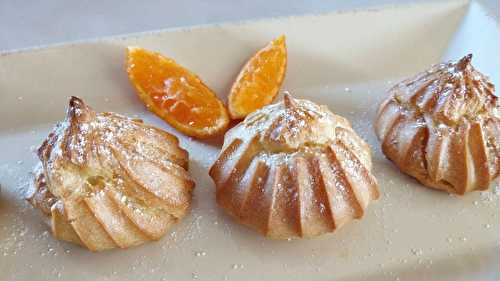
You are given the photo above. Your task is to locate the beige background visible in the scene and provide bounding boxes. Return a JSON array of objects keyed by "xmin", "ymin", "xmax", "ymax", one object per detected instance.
[
  {"xmin": 0, "ymin": 0, "xmax": 498, "ymax": 52},
  {"xmin": 0, "ymin": 0, "xmax": 499, "ymax": 280}
]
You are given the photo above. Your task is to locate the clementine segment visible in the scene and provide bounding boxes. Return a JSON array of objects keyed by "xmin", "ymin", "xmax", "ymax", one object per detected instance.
[
  {"xmin": 228, "ymin": 35, "xmax": 287, "ymax": 119},
  {"xmin": 126, "ymin": 47, "xmax": 229, "ymax": 138}
]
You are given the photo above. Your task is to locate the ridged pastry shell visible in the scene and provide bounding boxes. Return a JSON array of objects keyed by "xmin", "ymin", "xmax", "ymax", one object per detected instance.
[
  {"xmin": 26, "ymin": 97, "xmax": 195, "ymax": 251},
  {"xmin": 209, "ymin": 94, "xmax": 379, "ymax": 239},
  {"xmin": 375, "ymin": 54, "xmax": 499, "ymax": 194}
]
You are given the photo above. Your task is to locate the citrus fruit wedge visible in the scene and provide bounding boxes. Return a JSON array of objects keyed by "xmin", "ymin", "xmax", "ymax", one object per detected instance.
[
  {"xmin": 126, "ymin": 47, "xmax": 229, "ymax": 139},
  {"xmin": 228, "ymin": 35, "xmax": 287, "ymax": 119}
]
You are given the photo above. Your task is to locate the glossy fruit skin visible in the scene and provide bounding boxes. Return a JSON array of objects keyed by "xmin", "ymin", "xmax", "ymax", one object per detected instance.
[
  {"xmin": 228, "ymin": 35, "xmax": 287, "ymax": 119},
  {"xmin": 127, "ymin": 47, "xmax": 229, "ymax": 139}
]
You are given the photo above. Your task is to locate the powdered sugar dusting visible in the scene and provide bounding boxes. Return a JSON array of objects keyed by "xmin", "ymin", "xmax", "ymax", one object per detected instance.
[
  {"xmin": 211, "ymin": 94, "xmax": 377, "ymax": 238},
  {"xmin": 28, "ymin": 97, "xmax": 194, "ymax": 250}
]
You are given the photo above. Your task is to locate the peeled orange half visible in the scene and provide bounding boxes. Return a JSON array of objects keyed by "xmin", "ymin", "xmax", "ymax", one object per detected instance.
[
  {"xmin": 126, "ymin": 47, "xmax": 229, "ymax": 139},
  {"xmin": 228, "ymin": 35, "xmax": 287, "ymax": 119}
]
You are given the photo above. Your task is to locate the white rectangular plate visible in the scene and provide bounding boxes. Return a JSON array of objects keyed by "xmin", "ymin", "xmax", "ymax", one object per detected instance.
[{"xmin": 1, "ymin": 1, "xmax": 499, "ymax": 280}]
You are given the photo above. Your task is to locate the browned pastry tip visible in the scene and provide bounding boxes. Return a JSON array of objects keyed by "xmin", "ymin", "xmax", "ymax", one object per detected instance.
[
  {"xmin": 210, "ymin": 93, "xmax": 379, "ymax": 239},
  {"xmin": 375, "ymin": 54, "xmax": 499, "ymax": 195},
  {"xmin": 27, "ymin": 97, "xmax": 194, "ymax": 251}
]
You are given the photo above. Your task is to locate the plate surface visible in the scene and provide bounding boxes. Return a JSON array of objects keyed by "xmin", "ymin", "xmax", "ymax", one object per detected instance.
[{"xmin": 1, "ymin": 1, "xmax": 499, "ymax": 280}]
